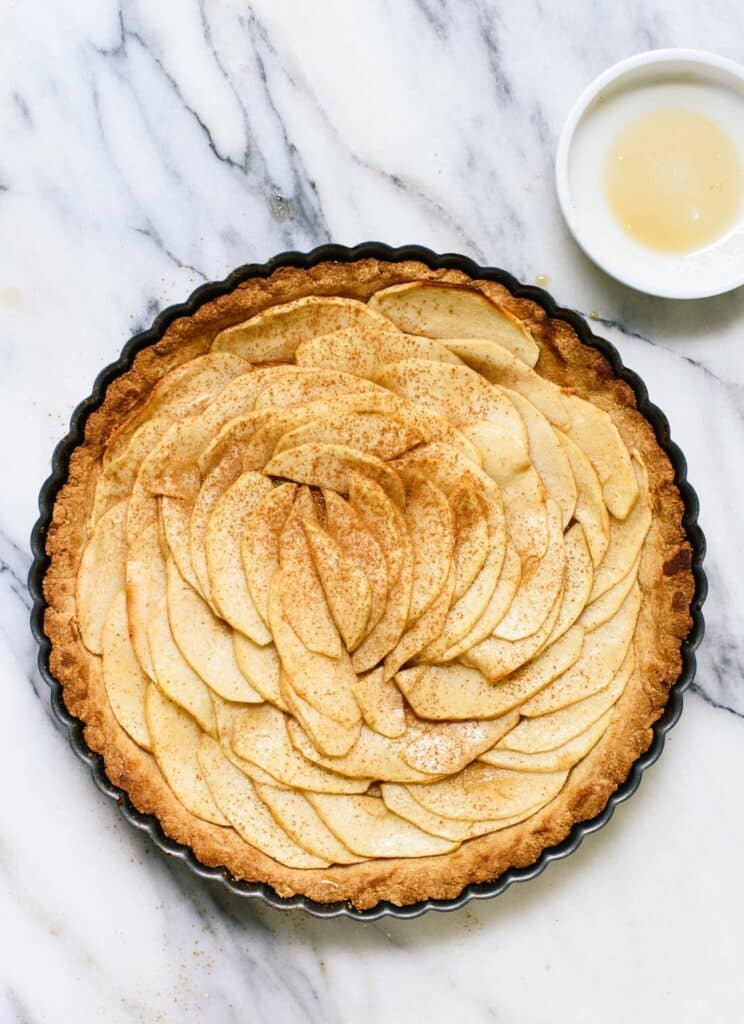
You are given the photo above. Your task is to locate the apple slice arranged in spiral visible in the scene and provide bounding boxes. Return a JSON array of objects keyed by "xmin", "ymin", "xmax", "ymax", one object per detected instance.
[
  {"xmin": 307, "ymin": 793, "xmax": 458, "ymax": 859},
  {"xmin": 254, "ymin": 784, "xmax": 364, "ymax": 864},
  {"xmin": 165, "ymin": 558, "xmax": 263, "ymax": 704},
  {"xmin": 101, "ymin": 590, "xmax": 151, "ymax": 749},
  {"xmin": 198, "ymin": 737, "xmax": 329, "ymax": 868},
  {"xmin": 77, "ymin": 501, "xmax": 128, "ymax": 654},
  {"xmin": 212, "ymin": 295, "xmax": 400, "ymax": 362},
  {"xmin": 406, "ymin": 763, "xmax": 568, "ymax": 821},
  {"xmin": 368, "ymin": 282, "xmax": 539, "ymax": 366},
  {"xmin": 442, "ymin": 338, "xmax": 569, "ymax": 427},
  {"xmin": 146, "ymin": 685, "xmax": 228, "ymax": 826},
  {"xmin": 294, "ymin": 323, "xmax": 461, "ymax": 380},
  {"xmin": 231, "ymin": 703, "xmax": 370, "ymax": 793},
  {"xmin": 381, "ymin": 784, "xmax": 542, "ymax": 841},
  {"xmin": 479, "ymin": 711, "xmax": 613, "ymax": 773},
  {"xmin": 147, "ymin": 598, "xmax": 217, "ymax": 736}
]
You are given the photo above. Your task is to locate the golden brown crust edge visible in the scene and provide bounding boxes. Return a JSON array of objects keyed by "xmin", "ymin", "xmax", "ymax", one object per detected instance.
[{"xmin": 43, "ymin": 258, "xmax": 695, "ymax": 910}]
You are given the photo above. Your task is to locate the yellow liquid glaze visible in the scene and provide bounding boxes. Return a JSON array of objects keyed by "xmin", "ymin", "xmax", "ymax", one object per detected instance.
[{"xmin": 604, "ymin": 108, "xmax": 741, "ymax": 252}]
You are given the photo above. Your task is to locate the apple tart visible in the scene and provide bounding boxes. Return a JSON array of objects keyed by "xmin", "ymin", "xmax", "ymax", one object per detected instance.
[{"xmin": 44, "ymin": 260, "xmax": 694, "ymax": 909}]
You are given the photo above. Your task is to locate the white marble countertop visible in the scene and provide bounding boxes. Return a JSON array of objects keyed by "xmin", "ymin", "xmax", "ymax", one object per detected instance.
[{"xmin": 2, "ymin": 2, "xmax": 743, "ymax": 1021}]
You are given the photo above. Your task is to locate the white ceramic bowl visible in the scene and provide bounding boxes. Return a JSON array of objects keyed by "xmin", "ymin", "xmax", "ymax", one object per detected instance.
[{"xmin": 556, "ymin": 49, "xmax": 744, "ymax": 299}]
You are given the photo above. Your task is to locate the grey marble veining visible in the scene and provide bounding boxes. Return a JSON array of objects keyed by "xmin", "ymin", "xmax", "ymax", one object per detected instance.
[{"xmin": 1, "ymin": 1, "xmax": 743, "ymax": 1021}]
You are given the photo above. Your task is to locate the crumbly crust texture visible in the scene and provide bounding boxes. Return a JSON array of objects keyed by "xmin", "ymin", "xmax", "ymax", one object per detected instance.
[{"xmin": 43, "ymin": 259, "xmax": 694, "ymax": 909}]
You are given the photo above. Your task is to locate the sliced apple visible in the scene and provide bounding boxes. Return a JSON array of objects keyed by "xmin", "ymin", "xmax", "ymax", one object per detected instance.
[
  {"xmin": 347, "ymin": 470, "xmax": 406, "ymax": 584},
  {"xmin": 351, "ymin": 551, "xmax": 414, "ymax": 675},
  {"xmin": 140, "ymin": 369, "xmax": 290, "ymax": 499},
  {"xmin": 293, "ymin": 326, "xmax": 386, "ymax": 380},
  {"xmin": 417, "ymin": 527, "xmax": 502, "ymax": 661},
  {"xmin": 198, "ymin": 737, "xmax": 329, "ymax": 868},
  {"xmin": 231, "ymin": 703, "xmax": 370, "ymax": 792},
  {"xmin": 287, "ymin": 718, "xmax": 440, "ymax": 783},
  {"xmin": 91, "ymin": 458, "xmax": 142, "ymax": 532},
  {"xmin": 400, "ymin": 625, "xmax": 583, "ymax": 720},
  {"xmin": 384, "ymin": 401, "xmax": 484, "ymax": 465},
  {"xmin": 94, "ymin": 354, "xmax": 249, "ymax": 521},
  {"xmin": 203, "ymin": 388, "xmax": 468, "ymax": 462},
  {"xmin": 254, "ymin": 368, "xmax": 380, "ymax": 410},
  {"xmin": 521, "ymin": 584, "xmax": 641, "ymax": 716},
  {"xmin": 437, "ymin": 543, "xmax": 522, "ymax": 662},
  {"xmin": 323, "ymin": 489, "xmax": 388, "ymax": 640},
  {"xmin": 449, "ymin": 482, "xmax": 489, "ymax": 600},
  {"xmin": 349, "ymin": 476, "xmax": 414, "ymax": 674},
  {"xmin": 392, "ymin": 440, "xmax": 507, "ymax": 508},
  {"xmin": 384, "ymin": 562, "xmax": 455, "ymax": 679},
  {"xmin": 406, "ymin": 763, "xmax": 568, "ymax": 821},
  {"xmin": 274, "ymin": 410, "xmax": 422, "ymax": 463},
  {"xmin": 589, "ymin": 453, "xmax": 651, "ymax": 602},
  {"xmin": 204, "ymin": 470, "xmax": 274, "ymax": 643},
  {"xmin": 232, "ymin": 634, "xmax": 286, "ymax": 710},
  {"xmin": 264, "ymin": 442, "xmax": 405, "ymax": 508},
  {"xmin": 279, "ymin": 388, "xmax": 484, "ymax": 465},
  {"xmin": 403, "ymin": 711, "xmax": 519, "ymax": 775},
  {"xmin": 493, "ymin": 499, "xmax": 565, "ymax": 641},
  {"xmin": 403, "ymin": 477, "xmax": 455, "ymax": 623},
  {"xmin": 160, "ymin": 494, "xmax": 202, "ymax": 593},
  {"xmin": 101, "ymin": 591, "xmax": 151, "ymax": 749},
  {"xmin": 76, "ymin": 501, "xmax": 127, "ymax": 655},
  {"xmin": 493, "ymin": 622, "xmax": 585, "ymax": 698},
  {"xmin": 556, "ymin": 429, "xmax": 610, "ymax": 566},
  {"xmin": 463, "ymin": 585, "xmax": 564, "ymax": 681},
  {"xmin": 498, "ymin": 647, "xmax": 634, "ymax": 754},
  {"xmin": 209, "ymin": 689, "xmax": 249, "ymax": 744},
  {"xmin": 96, "ymin": 417, "xmax": 181, "ymax": 526},
  {"xmin": 145, "ymin": 686, "xmax": 228, "ymax": 826},
  {"xmin": 103, "ymin": 413, "xmax": 170, "ymax": 487},
  {"xmin": 479, "ymin": 711, "xmax": 613, "ymax": 772},
  {"xmin": 508, "ymin": 647, "xmax": 635, "ymax": 756},
  {"xmin": 147, "ymin": 599, "xmax": 217, "ymax": 736},
  {"xmin": 242, "ymin": 482, "xmax": 297, "ymax": 627},
  {"xmin": 350, "ymin": 667, "xmax": 406, "ymax": 738},
  {"xmin": 460, "ymin": 417, "xmax": 530, "ymax": 478},
  {"xmin": 212, "ymin": 734, "xmax": 289, "ymax": 789},
  {"xmin": 443, "ymin": 338, "xmax": 569, "ymax": 427},
  {"xmin": 193, "ymin": 408, "xmax": 288, "ymax": 481},
  {"xmin": 505, "ymin": 389, "xmax": 577, "ymax": 528},
  {"xmin": 545, "ymin": 522, "xmax": 593, "ymax": 644},
  {"xmin": 189, "ymin": 456, "xmax": 245, "ymax": 607},
  {"xmin": 210, "ymin": 701, "xmax": 283, "ymax": 789},
  {"xmin": 564, "ymin": 393, "xmax": 638, "ymax": 519},
  {"xmin": 581, "ymin": 553, "xmax": 641, "ymax": 632},
  {"xmin": 368, "ymin": 282, "xmax": 539, "ymax": 366},
  {"xmin": 165, "ymin": 558, "xmax": 263, "ymax": 703},
  {"xmin": 254, "ymin": 784, "xmax": 363, "ymax": 864},
  {"xmin": 461, "ymin": 421, "xmax": 548, "ymax": 561},
  {"xmin": 212, "ymin": 295, "xmax": 398, "ymax": 362},
  {"xmin": 381, "ymin": 783, "xmax": 541, "ymax": 841},
  {"xmin": 268, "ymin": 573, "xmax": 360, "ymax": 726},
  {"xmin": 377, "ymin": 359, "xmax": 527, "ymax": 443},
  {"xmin": 301, "ymin": 517, "xmax": 372, "ymax": 652},
  {"xmin": 104, "ymin": 352, "xmax": 249, "ymax": 467},
  {"xmin": 307, "ymin": 793, "xmax": 458, "ymax": 858},
  {"xmin": 279, "ymin": 671, "xmax": 361, "ymax": 757},
  {"xmin": 126, "ymin": 469, "xmax": 159, "ymax": 547},
  {"xmin": 125, "ymin": 522, "xmax": 166, "ymax": 680},
  {"xmin": 392, "ymin": 447, "xmax": 507, "ymax": 596},
  {"xmin": 295, "ymin": 322, "xmax": 461, "ymax": 377}
]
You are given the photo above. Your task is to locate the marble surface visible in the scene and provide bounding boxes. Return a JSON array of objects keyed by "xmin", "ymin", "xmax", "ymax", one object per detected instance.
[{"xmin": 1, "ymin": 1, "xmax": 743, "ymax": 1020}]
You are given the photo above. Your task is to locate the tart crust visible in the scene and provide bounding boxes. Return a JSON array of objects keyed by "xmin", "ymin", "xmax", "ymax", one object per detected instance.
[{"xmin": 43, "ymin": 258, "xmax": 694, "ymax": 909}]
